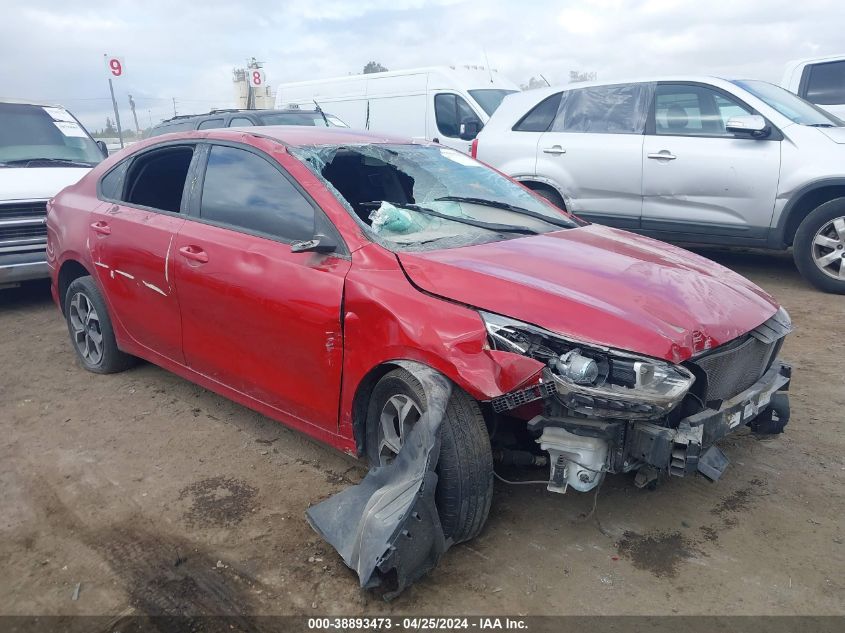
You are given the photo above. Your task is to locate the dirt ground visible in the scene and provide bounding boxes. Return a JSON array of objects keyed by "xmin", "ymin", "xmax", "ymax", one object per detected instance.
[{"xmin": 1, "ymin": 248, "xmax": 843, "ymax": 617}]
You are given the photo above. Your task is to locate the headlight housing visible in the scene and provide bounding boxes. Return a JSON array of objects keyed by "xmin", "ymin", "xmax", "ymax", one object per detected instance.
[{"xmin": 481, "ymin": 311, "xmax": 695, "ymax": 420}]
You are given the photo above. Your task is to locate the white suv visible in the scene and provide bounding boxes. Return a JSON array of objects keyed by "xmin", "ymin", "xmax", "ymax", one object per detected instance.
[{"xmin": 473, "ymin": 77, "xmax": 845, "ymax": 293}]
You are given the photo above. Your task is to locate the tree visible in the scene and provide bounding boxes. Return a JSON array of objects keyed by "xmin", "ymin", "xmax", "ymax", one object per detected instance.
[
  {"xmin": 104, "ymin": 117, "xmax": 117, "ymax": 136},
  {"xmin": 520, "ymin": 76, "xmax": 549, "ymax": 90},
  {"xmin": 363, "ymin": 61, "xmax": 388, "ymax": 74},
  {"xmin": 569, "ymin": 70, "xmax": 597, "ymax": 83}
]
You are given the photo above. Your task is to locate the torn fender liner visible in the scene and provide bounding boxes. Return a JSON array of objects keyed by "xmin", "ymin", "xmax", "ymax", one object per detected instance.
[{"xmin": 306, "ymin": 366, "xmax": 452, "ymax": 600}]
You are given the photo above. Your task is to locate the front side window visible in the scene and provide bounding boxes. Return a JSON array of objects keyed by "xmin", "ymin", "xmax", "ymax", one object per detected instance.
[
  {"xmin": 434, "ymin": 94, "xmax": 481, "ymax": 138},
  {"xmin": 653, "ymin": 84, "xmax": 751, "ymax": 136},
  {"xmin": 551, "ymin": 83, "xmax": 653, "ymax": 134},
  {"xmin": 0, "ymin": 103, "xmax": 103, "ymax": 165},
  {"xmin": 123, "ymin": 145, "xmax": 194, "ymax": 213},
  {"xmin": 803, "ymin": 60, "xmax": 845, "ymax": 106},
  {"xmin": 513, "ymin": 94, "xmax": 562, "ymax": 132},
  {"xmin": 291, "ymin": 143, "xmax": 577, "ymax": 252},
  {"xmin": 197, "ymin": 118, "xmax": 224, "ymax": 130},
  {"xmin": 200, "ymin": 145, "xmax": 314, "ymax": 241},
  {"xmin": 228, "ymin": 117, "xmax": 254, "ymax": 127}
]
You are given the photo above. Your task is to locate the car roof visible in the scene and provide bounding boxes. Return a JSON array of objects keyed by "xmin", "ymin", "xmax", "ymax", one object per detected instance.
[
  {"xmin": 215, "ymin": 125, "xmax": 412, "ymax": 147},
  {"xmin": 155, "ymin": 108, "xmax": 325, "ymax": 125}
]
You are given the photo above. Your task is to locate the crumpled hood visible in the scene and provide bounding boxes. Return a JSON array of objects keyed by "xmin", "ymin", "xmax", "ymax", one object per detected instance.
[
  {"xmin": 0, "ymin": 167, "xmax": 89, "ymax": 201},
  {"xmin": 398, "ymin": 225, "xmax": 779, "ymax": 362},
  {"xmin": 816, "ymin": 126, "xmax": 845, "ymax": 144}
]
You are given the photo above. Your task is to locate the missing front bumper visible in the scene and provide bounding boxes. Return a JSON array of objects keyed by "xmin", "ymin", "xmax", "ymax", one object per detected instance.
[{"xmin": 527, "ymin": 361, "xmax": 791, "ymax": 487}]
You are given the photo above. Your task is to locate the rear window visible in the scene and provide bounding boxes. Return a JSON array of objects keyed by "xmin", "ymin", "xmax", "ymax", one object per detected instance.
[
  {"xmin": 803, "ymin": 60, "xmax": 845, "ymax": 106},
  {"xmin": 147, "ymin": 120, "xmax": 197, "ymax": 137},
  {"xmin": 258, "ymin": 112, "xmax": 339, "ymax": 127}
]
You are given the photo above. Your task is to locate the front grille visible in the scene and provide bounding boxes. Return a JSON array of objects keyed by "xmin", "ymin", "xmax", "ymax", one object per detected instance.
[
  {"xmin": 0, "ymin": 201, "xmax": 47, "ymax": 220},
  {"xmin": 0, "ymin": 224, "xmax": 47, "ymax": 241},
  {"xmin": 689, "ymin": 312, "xmax": 790, "ymax": 404}
]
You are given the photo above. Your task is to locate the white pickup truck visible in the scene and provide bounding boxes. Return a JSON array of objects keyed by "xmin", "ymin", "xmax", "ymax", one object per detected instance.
[
  {"xmin": 0, "ymin": 101, "xmax": 105, "ymax": 288},
  {"xmin": 782, "ymin": 55, "xmax": 845, "ymax": 120}
]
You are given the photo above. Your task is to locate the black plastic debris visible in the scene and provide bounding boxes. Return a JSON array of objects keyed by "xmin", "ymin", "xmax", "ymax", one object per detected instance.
[{"xmin": 306, "ymin": 365, "xmax": 452, "ymax": 600}]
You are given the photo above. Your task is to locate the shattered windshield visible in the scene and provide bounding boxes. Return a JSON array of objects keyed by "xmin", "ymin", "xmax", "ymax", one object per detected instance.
[{"xmin": 290, "ymin": 143, "xmax": 577, "ymax": 251}]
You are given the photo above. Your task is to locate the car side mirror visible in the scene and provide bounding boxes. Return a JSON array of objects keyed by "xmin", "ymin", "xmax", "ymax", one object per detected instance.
[
  {"xmin": 96, "ymin": 140, "xmax": 109, "ymax": 157},
  {"xmin": 459, "ymin": 119, "xmax": 482, "ymax": 140},
  {"xmin": 290, "ymin": 234, "xmax": 337, "ymax": 254},
  {"xmin": 726, "ymin": 115, "xmax": 770, "ymax": 138}
]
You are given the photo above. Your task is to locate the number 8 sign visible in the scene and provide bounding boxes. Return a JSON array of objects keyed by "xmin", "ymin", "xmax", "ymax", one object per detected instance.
[
  {"xmin": 249, "ymin": 69, "xmax": 265, "ymax": 87},
  {"xmin": 105, "ymin": 56, "xmax": 125, "ymax": 78}
]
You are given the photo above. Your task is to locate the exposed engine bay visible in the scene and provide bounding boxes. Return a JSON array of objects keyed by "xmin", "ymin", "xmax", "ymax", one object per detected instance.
[{"xmin": 483, "ymin": 308, "xmax": 793, "ymax": 493}]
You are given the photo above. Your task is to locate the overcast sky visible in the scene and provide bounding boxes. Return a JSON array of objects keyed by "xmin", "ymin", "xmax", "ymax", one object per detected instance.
[{"xmin": 2, "ymin": 0, "xmax": 843, "ymax": 131}]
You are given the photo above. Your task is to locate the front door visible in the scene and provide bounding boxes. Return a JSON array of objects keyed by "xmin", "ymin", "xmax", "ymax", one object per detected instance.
[
  {"xmin": 641, "ymin": 83, "xmax": 781, "ymax": 240},
  {"xmin": 535, "ymin": 83, "xmax": 649, "ymax": 229},
  {"xmin": 89, "ymin": 144, "xmax": 196, "ymax": 363},
  {"xmin": 174, "ymin": 143, "xmax": 350, "ymax": 432},
  {"xmin": 431, "ymin": 92, "xmax": 483, "ymax": 153}
]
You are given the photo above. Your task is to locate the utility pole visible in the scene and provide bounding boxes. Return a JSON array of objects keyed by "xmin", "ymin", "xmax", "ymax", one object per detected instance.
[
  {"xmin": 104, "ymin": 54, "xmax": 124, "ymax": 149},
  {"xmin": 128, "ymin": 94, "xmax": 141, "ymax": 136},
  {"xmin": 172, "ymin": 97, "xmax": 177, "ymax": 117}
]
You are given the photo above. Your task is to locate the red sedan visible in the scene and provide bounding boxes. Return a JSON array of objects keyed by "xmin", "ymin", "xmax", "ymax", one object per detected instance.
[{"xmin": 47, "ymin": 126, "xmax": 792, "ymax": 543}]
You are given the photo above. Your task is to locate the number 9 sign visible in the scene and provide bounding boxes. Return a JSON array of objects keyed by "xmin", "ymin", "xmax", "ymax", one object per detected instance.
[
  {"xmin": 104, "ymin": 56, "xmax": 125, "ymax": 79},
  {"xmin": 249, "ymin": 69, "xmax": 265, "ymax": 88}
]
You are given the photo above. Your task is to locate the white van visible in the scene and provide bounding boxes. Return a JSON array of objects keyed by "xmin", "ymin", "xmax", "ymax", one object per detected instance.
[
  {"xmin": 782, "ymin": 55, "xmax": 845, "ymax": 119},
  {"xmin": 275, "ymin": 66, "xmax": 519, "ymax": 153},
  {"xmin": 0, "ymin": 101, "xmax": 104, "ymax": 287}
]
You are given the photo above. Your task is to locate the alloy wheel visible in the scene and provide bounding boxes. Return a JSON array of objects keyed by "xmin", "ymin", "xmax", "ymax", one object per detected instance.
[
  {"xmin": 68, "ymin": 292, "xmax": 104, "ymax": 366},
  {"xmin": 811, "ymin": 216, "xmax": 845, "ymax": 280},
  {"xmin": 377, "ymin": 394, "xmax": 422, "ymax": 465}
]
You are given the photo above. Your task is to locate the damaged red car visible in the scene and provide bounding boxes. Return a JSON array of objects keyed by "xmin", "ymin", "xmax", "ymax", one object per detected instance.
[{"xmin": 47, "ymin": 127, "xmax": 792, "ymax": 544}]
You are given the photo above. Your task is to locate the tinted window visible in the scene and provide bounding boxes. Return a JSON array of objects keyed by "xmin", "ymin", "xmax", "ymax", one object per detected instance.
[
  {"xmin": 200, "ymin": 145, "xmax": 314, "ymax": 241},
  {"xmin": 551, "ymin": 84, "xmax": 652, "ymax": 134},
  {"xmin": 258, "ymin": 112, "xmax": 332, "ymax": 126},
  {"xmin": 804, "ymin": 60, "xmax": 845, "ymax": 105},
  {"xmin": 99, "ymin": 161, "xmax": 128, "ymax": 199},
  {"xmin": 653, "ymin": 84, "xmax": 751, "ymax": 136},
  {"xmin": 197, "ymin": 118, "xmax": 224, "ymax": 130},
  {"xmin": 147, "ymin": 120, "xmax": 197, "ymax": 137},
  {"xmin": 123, "ymin": 146, "xmax": 194, "ymax": 213},
  {"xmin": 434, "ymin": 94, "xmax": 481, "ymax": 138},
  {"xmin": 513, "ymin": 94, "xmax": 562, "ymax": 132},
  {"xmin": 229, "ymin": 117, "xmax": 254, "ymax": 127}
]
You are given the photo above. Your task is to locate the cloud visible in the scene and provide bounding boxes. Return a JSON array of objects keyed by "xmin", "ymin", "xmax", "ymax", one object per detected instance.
[{"xmin": 1, "ymin": 0, "xmax": 843, "ymax": 131}]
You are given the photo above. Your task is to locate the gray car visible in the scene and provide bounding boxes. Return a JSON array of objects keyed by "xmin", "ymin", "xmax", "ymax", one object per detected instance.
[{"xmin": 474, "ymin": 76, "xmax": 845, "ymax": 293}]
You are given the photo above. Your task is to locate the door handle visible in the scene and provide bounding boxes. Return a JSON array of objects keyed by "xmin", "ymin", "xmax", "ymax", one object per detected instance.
[
  {"xmin": 90, "ymin": 221, "xmax": 111, "ymax": 235},
  {"xmin": 543, "ymin": 146, "xmax": 566, "ymax": 154},
  {"xmin": 179, "ymin": 245, "xmax": 209, "ymax": 264},
  {"xmin": 647, "ymin": 151, "xmax": 677, "ymax": 160}
]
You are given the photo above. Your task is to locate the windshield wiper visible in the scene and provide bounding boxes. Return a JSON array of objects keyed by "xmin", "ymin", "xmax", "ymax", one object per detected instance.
[
  {"xmin": 433, "ymin": 195, "xmax": 573, "ymax": 229},
  {"xmin": 807, "ymin": 123, "xmax": 837, "ymax": 128},
  {"xmin": 0, "ymin": 158, "xmax": 96, "ymax": 168},
  {"xmin": 363, "ymin": 201, "xmax": 539, "ymax": 235}
]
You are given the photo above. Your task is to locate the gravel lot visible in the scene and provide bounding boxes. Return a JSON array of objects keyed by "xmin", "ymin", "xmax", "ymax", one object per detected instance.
[{"xmin": 1, "ymin": 248, "xmax": 843, "ymax": 616}]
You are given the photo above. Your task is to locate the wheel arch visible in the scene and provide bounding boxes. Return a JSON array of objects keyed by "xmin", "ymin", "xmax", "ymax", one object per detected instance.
[
  {"xmin": 57, "ymin": 259, "xmax": 94, "ymax": 315},
  {"xmin": 517, "ymin": 178, "xmax": 569, "ymax": 209},
  {"xmin": 775, "ymin": 179, "xmax": 845, "ymax": 247}
]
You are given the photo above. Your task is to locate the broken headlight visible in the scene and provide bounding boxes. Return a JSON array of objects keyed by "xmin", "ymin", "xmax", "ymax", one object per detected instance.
[{"xmin": 481, "ymin": 311, "xmax": 694, "ymax": 419}]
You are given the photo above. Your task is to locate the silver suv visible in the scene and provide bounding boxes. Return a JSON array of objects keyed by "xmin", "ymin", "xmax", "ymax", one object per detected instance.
[{"xmin": 473, "ymin": 77, "xmax": 845, "ymax": 293}]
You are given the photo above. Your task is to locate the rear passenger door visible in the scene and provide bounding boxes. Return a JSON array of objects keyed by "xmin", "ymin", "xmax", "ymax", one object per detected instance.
[
  {"xmin": 535, "ymin": 83, "xmax": 650, "ymax": 229},
  {"xmin": 641, "ymin": 82, "xmax": 781, "ymax": 241},
  {"xmin": 174, "ymin": 142, "xmax": 350, "ymax": 433},
  {"xmin": 90, "ymin": 143, "xmax": 197, "ymax": 363}
]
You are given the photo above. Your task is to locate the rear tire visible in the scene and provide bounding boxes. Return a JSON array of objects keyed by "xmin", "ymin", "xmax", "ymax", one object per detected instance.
[
  {"xmin": 64, "ymin": 276, "xmax": 135, "ymax": 374},
  {"xmin": 793, "ymin": 197, "xmax": 845, "ymax": 294},
  {"xmin": 530, "ymin": 185, "xmax": 566, "ymax": 210},
  {"xmin": 365, "ymin": 368, "xmax": 493, "ymax": 543}
]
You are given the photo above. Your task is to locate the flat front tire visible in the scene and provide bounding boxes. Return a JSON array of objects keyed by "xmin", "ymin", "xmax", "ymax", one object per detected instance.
[
  {"xmin": 366, "ymin": 368, "xmax": 494, "ymax": 543},
  {"xmin": 793, "ymin": 197, "xmax": 845, "ymax": 294},
  {"xmin": 64, "ymin": 276, "xmax": 135, "ymax": 374}
]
